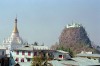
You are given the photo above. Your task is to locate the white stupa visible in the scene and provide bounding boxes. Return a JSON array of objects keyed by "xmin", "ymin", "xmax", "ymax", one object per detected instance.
[{"xmin": 2, "ymin": 17, "xmax": 24, "ymax": 52}]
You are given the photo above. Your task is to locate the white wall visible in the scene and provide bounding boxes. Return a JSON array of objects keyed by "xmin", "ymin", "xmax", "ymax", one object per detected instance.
[
  {"xmin": 11, "ymin": 50, "xmax": 33, "ymax": 63},
  {"xmin": 53, "ymin": 52, "xmax": 70, "ymax": 60}
]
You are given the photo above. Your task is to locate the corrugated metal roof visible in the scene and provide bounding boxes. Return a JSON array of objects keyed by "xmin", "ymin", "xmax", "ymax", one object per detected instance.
[
  {"xmin": 72, "ymin": 57, "xmax": 100, "ymax": 66},
  {"xmin": 15, "ymin": 58, "xmax": 100, "ymax": 66},
  {"xmin": 18, "ymin": 62, "xmax": 31, "ymax": 66},
  {"xmin": 14, "ymin": 47, "xmax": 33, "ymax": 51},
  {"xmin": 49, "ymin": 60, "xmax": 65, "ymax": 66},
  {"xmin": 14, "ymin": 45, "xmax": 51, "ymax": 51},
  {"xmin": 55, "ymin": 57, "xmax": 100, "ymax": 66},
  {"xmin": 77, "ymin": 54, "xmax": 100, "ymax": 58},
  {"xmin": 56, "ymin": 50, "xmax": 69, "ymax": 54}
]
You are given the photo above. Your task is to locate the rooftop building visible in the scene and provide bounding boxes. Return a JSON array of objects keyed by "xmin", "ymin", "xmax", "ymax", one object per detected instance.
[
  {"xmin": 10, "ymin": 45, "xmax": 54, "ymax": 66},
  {"xmin": 66, "ymin": 23, "xmax": 82, "ymax": 28}
]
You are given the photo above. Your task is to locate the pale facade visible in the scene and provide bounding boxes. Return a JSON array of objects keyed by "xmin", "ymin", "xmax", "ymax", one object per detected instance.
[
  {"xmin": 11, "ymin": 50, "xmax": 33, "ymax": 63},
  {"xmin": 10, "ymin": 45, "xmax": 53, "ymax": 66},
  {"xmin": 66, "ymin": 23, "xmax": 82, "ymax": 28},
  {"xmin": 53, "ymin": 50, "xmax": 71, "ymax": 60},
  {"xmin": 2, "ymin": 18, "xmax": 25, "ymax": 57}
]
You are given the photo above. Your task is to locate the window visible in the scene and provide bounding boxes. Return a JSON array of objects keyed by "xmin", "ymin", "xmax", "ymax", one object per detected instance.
[
  {"xmin": 22, "ymin": 51, "xmax": 25, "ymax": 55},
  {"xmin": 34, "ymin": 52, "xmax": 37, "ymax": 56},
  {"xmin": 16, "ymin": 51, "xmax": 19, "ymax": 55},
  {"xmin": 28, "ymin": 51, "xmax": 31, "ymax": 56},
  {"xmin": 15, "ymin": 58, "xmax": 19, "ymax": 62},
  {"xmin": 21, "ymin": 58, "xmax": 24, "ymax": 62},
  {"xmin": 2, "ymin": 51, "xmax": 4, "ymax": 55},
  {"xmin": 59, "ymin": 55, "xmax": 62, "ymax": 58},
  {"xmin": 27, "ymin": 58, "xmax": 30, "ymax": 62}
]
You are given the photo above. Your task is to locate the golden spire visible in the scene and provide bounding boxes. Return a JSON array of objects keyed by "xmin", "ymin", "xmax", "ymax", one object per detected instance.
[{"xmin": 13, "ymin": 17, "xmax": 19, "ymax": 33}]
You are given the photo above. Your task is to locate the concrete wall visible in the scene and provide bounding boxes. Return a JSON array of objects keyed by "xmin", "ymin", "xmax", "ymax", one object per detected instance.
[
  {"xmin": 53, "ymin": 52, "xmax": 70, "ymax": 60},
  {"xmin": 11, "ymin": 50, "xmax": 33, "ymax": 64}
]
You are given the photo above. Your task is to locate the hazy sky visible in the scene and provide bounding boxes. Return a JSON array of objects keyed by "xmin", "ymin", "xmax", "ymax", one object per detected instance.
[{"xmin": 0, "ymin": 0, "xmax": 100, "ymax": 47}]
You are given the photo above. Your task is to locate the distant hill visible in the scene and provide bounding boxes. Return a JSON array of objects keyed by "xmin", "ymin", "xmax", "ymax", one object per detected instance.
[{"xmin": 51, "ymin": 23, "xmax": 95, "ymax": 54}]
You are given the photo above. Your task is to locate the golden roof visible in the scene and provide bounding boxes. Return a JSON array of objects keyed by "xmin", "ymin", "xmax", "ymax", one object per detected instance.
[{"xmin": 13, "ymin": 18, "xmax": 19, "ymax": 33}]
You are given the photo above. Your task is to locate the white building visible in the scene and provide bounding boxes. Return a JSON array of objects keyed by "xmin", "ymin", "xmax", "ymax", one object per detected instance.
[
  {"xmin": 66, "ymin": 23, "xmax": 82, "ymax": 28},
  {"xmin": 2, "ymin": 18, "xmax": 25, "ymax": 57},
  {"xmin": 10, "ymin": 45, "xmax": 54, "ymax": 66},
  {"xmin": 53, "ymin": 50, "xmax": 71, "ymax": 60},
  {"xmin": 80, "ymin": 51, "xmax": 92, "ymax": 54}
]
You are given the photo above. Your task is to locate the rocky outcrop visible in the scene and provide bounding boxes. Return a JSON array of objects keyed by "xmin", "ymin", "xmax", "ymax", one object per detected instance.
[{"xmin": 52, "ymin": 23, "xmax": 95, "ymax": 54}]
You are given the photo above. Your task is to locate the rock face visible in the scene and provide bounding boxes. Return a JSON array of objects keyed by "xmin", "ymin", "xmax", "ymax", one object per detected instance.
[
  {"xmin": 59, "ymin": 27, "xmax": 91, "ymax": 46},
  {"xmin": 58, "ymin": 23, "xmax": 93, "ymax": 53}
]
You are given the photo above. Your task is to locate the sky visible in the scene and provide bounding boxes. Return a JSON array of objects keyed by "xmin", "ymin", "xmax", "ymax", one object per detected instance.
[{"xmin": 0, "ymin": 0, "xmax": 100, "ymax": 47}]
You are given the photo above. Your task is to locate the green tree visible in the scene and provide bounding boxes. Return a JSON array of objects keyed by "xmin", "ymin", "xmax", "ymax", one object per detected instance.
[
  {"xmin": 31, "ymin": 56, "xmax": 44, "ymax": 66},
  {"xmin": 68, "ymin": 48, "xmax": 74, "ymax": 58},
  {"xmin": 34, "ymin": 42, "xmax": 38, "ymax": 46},
  {"xmin": 56, "ymin": 47, "xmax": 75, "ymax": 58},
  {"xmin": 31, "ymin": 51, "xmax": 53, "ymax": 66}
]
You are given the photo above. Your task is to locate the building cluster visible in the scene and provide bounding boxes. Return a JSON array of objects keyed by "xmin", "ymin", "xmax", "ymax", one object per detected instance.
[
  {"xmin": 0, "ymin": 18, "xmax": 70, "ymax": 66},
  {"xmin": 0, "ymin": 18, "xmax": 100, "ymax": 66}
]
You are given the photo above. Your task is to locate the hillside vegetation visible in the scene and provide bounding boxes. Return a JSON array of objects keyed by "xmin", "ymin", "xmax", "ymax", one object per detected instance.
[{"xmin": 51, "ymin": 23, "xmax": 95, "ymax": 54}]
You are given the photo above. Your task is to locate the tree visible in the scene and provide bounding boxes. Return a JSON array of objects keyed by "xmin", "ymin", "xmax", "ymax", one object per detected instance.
[
  {"xmin": 34, "ymin": 42, "xmax": 38, "ymax": 46},
  {"xmin": 68, "ymin": 48, "xmax": 74, "ymax": 58},
  {"xmin": 56, "ymin": 47, "xmax": 75, "ymax": 58},
  {"xmin": 31, "ymin": 51, "xmax": 53, "ymax": 66},
  {"xmin": 31, "ymin": 56, "xmax": 44, "ymax": 66}
]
